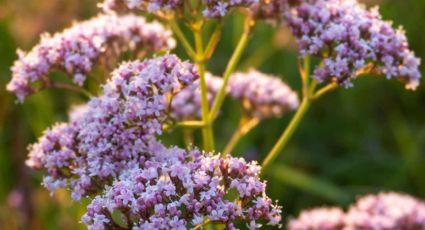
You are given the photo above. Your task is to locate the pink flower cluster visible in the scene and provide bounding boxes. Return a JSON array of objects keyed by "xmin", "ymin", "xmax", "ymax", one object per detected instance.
[
  {"xmin": 82, "ymin": 146, "xmax": 282, "ymax": 229},
  {"xmin": 228, "ymin": 70, "xmax": 299, "ymax": 119},
  {"xmin": 26, "ymin": 55, "xmax": 283, "ymax": 228},
  {"xmin": 102, "ymin": 0, "xmax": 270, "ymax": 18},
  {"xmin": 170, "ymin": 70, "xmax": 298, "ymax": 121},
  {"xmin": 288, "ymin": 207, "xmax": 345, "ymax": 230},
  {"xmin": 7, "ymin": 14, "xmax": 175, "ymax": 102},
  {"xmin": 170, "ymin": 73, "xmax": 223, "ymax": 121},
  {"xmin": 100, "ymin": 0, "xmax": 184, "ymax": 15},
  {"xmin": 286, "ymin": 0, "xmax": 421, "ymax": 89},
  {"xmin": 251, "ymin": 0, "xmax": 303, "ymax": 23},
  {"xmin": 26, "ymin": 55, "xmax": 198, "ymax": 200},
  {"xmin": 345, "ymin": 192, "xmax": 425, "ymax": 230},
  {"xmin": 203, "ymin": 0, "xmax": 259, "ymax": 18},
  {"xmin": 288, "ymin": 192, "xmax": 425, "ymax": 230}
]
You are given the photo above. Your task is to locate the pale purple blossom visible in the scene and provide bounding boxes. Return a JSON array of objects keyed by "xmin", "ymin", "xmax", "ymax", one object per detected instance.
[
  {"xmin": 288, "ymin": 207, "xmax": 345, "ymax": 230},
  {"xmin": 250, "ymin": 0, "xmax": 303, "ymax": 23},
  {"xmin": 82, "ymin": 146, "xmax": 282, "ymax": 229},
  {"xmin": 203, "ymin": 0, "xmax": 259, "ymax": 18},
  {"xmin": 286, "ymin": 0, "xmax": 421, "ymax": 89},
  {"xmin": 170, "ymin": 69, "xmax": 298, "ymax": 121},
  {"xmin": 68, "ymin": 104, "xmax": 90, "ymax": 122},
  {"xmin": 100, "ymin": 0, "xmax": 185, "ymax": 15},
  {"xmin": 101, "ymin": 0, "xmax": 260, "ymax": 18},
  {"xmin": 7, "ymin": 14, "xmax": 175, "ymax": 102},
  {"xmin": 345, "ymin": 192, "xmax": 425, "ymax": 230},
  {"xmin": 228, "ymin": 70, "xmax": 299, "ymax": 119},
  {"xmin": 170, "ymin": 73, "xmax": 223, "ymax": 121},
  {"xmin": 288, "ymin": 192, "xmax": 425, "ymax": 230},
  {"xmin": 26, "ymin": 55, "xmax": 198, "ymax": 200}
]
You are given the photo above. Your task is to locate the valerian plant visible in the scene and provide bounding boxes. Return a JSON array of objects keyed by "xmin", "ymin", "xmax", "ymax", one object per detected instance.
[{"xmin": 6, "ymin": 0, "xmax": 424, "ymax": 229}]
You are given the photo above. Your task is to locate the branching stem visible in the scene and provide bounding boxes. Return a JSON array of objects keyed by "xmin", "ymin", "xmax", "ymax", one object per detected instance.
[
  {"xmin": 261, "ymin": 57, "xmax": 338, "ymax": 176},
  {"xmin": 209, "ymin": 16, "xmax": 253, "ymax": 121},
  {"xmin": 193, "ymin": 219, "xmax": 212, "ymax": 230},
  {"xmin": 168, "ymin": 20, "xmax": 196, "ymax": 59}
]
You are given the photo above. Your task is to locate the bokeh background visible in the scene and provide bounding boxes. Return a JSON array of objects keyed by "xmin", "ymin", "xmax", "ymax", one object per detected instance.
[{"xmin": 1, "ymin": 0, "xmax": 425, "ymax": 229}]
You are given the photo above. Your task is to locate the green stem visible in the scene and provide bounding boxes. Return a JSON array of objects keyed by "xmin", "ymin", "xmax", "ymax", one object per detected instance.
[
  {"xmin": 209, "ymin": 18, "xmax": 252, "ymax": 121},
  {"xmin": 261, "ymin": 82, "xmax": 338, "ymax": 175},
  {"xmin": 193, "ymin": 23, "xmax": 215, "ymax": 151},
  {"xmin": 223, "ymin": 128, "xmax": 244, "ymax": 156},
  {"xmin": 299, "ymin": 56, "xmax": 310, "ymax": 97},
  {"xmin": 260, "ymin": 57, "xmax": 313, "ymax": 174},
  {"xmin": 204, "ymin": 23, "xmax": 222, "ymax": 60},
  {"xmin": 183, "ymin": 129, "xmax": 194, "ymax": 148},
  {"xmin": 168, "ymin": 20, "xmax": 196, "ymax": 59},
  {"xmin": 50, "ymin": 82, "xmax": 92, "ymax": 99},
  {"xmin": 193, "ymin": 219, "xmax": 212, "ymax": 230},
  {"xmin": 261, "ymin": 97, "xmax": 311, "ymax": 176},
  {"xmin": 311, "ymin": 82, "xmax": 338, "ymax": 101},
  {"xmin": 162, "ymin": 120, "xmax": 204, "ymax": 132},
  {"xmin": 223, "ymin": 117, "xmax": 259, "ymax": 156},
  {"xmin": 177, "ymin": 120, "xmax": 205, "ymax": 128}
]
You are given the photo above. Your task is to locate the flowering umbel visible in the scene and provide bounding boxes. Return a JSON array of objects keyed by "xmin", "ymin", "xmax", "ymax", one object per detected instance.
[
  {"xmin": 288, "ymin": 207, "xmax": 345, "ymax": 230},
  {"xmin": 100, "ymin": 0, "xmax": 185, "ymax": 15},
  {"xmin": 288, "ymin": 192, "xmax": 425, "ymax": 230},
  {"xmin": 26, "ymin": 55, "xmax": 198, "ymax": 200},
  {"xmin": 101, "ymin": 0, "xmax": 277, "ymax": 18},
  {"xmin": 82, "ymin": 146, "xmax": 282, "ymax": 229},
  {"xmin": 170, "ymin": 73, "xmax": 223, "ymax": 121},
  {"xmin": 286, "ymin": 0, "xmax": 421, "ymax": 89},
  {"xmin": 26, "ymin": 55, "xmax": 283, "ymax": 228},
  {"xmin": 170, "ymin": 70, "xmax": 298, "ymax": 121},
  {"xmin": 7, "ymin": 14, "xmax": 175, "ymax": 102},
  {"xmin": 228, "ymin": 70, "xmax": 299, "ymax": 119},
  {"xmin": 345, "ymin": 192, "xmax": 425, "ymax": 229},
  {"xmin": 7, "ymin": 0, "xmax": 422, "ymax": 229}
]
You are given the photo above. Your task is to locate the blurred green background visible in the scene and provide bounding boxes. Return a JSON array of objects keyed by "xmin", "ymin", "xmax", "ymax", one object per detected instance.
[{"xmin": 1, "ymin": 0, "xmax": 425, "ymax": 229}]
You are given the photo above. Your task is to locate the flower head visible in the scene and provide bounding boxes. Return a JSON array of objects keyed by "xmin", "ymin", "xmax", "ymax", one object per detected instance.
[
  {"xmin": 26, "ymin": 55, "xmax": 198, "ymax": 200},
  {"xmin": 345, "ymin": 192, "xmax": 425, "ymax": 229},
  {"xmin": 288, "ymin": 192, "xmax": 425, "ymax": 230},
  {"xmin": 101, "ymin": 0, "xmax": 260, "ymax": 18},
  {"xmin": 228, "ymin": 70, "xmax": 299, "ymax": 119},
  {"xmin": 286, "ymin": 0, "xmax": 421, "ymax": 89},
  {"xmin": 100, "ymin": 0, "xmax": 185, "ymax": 15},
  {"xmin": 82, "ymin": 145, "xmax": 282, "ymax": 229},
  {"xmin": 288, "ymin": 207, "xmax": 345, "ymax": 230},
  {"xmin": 7, "ymin": 14, "xmax": 175, "ymax": 102},
  {"xmin": 250, "ymin": 0, "xmax": 303, "ymax": 23},
  {"xmin": 203, "ymin": 0, "xmax": 259, "ymax": 18},
  {"xmin": 170, "ymin": 73, "xmax": 223, "ymax": 121}
]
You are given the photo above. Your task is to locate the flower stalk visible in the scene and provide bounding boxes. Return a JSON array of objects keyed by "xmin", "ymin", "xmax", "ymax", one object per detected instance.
[
  {"xmin": 261, "ymin": 57, "xmax": 338, "ymax": 175},
  {"xmin": 168, "ymin": 20, "xmax": 196, "ymax": 59},
  {"xmin": 261, "ymin": 96, "xmax": 312, "ymax": 175},
  {"xmin": 193, "ymin": 21, "xmax": 215, "ymax": 151},
  {"xmin": 209, "ymin": 16, "xmax": 253, "ymax": 121},
  {"xmin": 223, "ymin": 116, "xmax": 259, "ymax": 156}
]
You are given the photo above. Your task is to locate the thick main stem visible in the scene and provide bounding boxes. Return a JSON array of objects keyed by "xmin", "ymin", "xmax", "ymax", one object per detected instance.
[
  {"xmin": 261, "ymin": 97, "xmax": 311, "ymax": 175},
  {"xmin": 194, "ymin": 24, "xmax": 215, "ymax": 151}
]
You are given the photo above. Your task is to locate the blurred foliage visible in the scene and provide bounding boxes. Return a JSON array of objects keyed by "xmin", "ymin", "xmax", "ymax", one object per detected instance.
[{"xmin": 0, "ymin": 0, "xmax": 424, "ymax": 229}]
